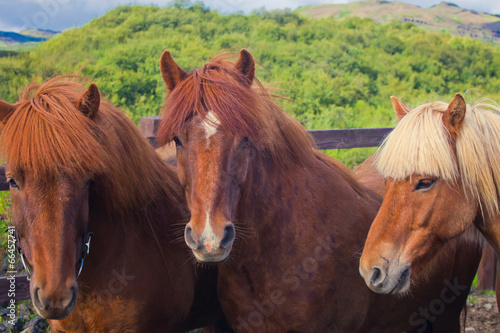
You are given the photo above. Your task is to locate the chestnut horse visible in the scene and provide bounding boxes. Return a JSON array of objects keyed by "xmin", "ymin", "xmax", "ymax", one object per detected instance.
[
  {"xmin": 360, "ymin": 94, "xmax": 498, "ymax": 301},
  {"xmin": 0, "ymin": 77, "xmax": 228, "ymax": 332},
  {"xmin": 157, "ymin": 49, "xmax": 481, "ymax": 332}
]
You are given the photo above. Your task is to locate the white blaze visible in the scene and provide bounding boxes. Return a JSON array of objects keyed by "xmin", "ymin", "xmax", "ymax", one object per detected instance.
[
  {"xmin": 199, "ymin": 111, "xmax": 221, "ymax": 253},
  {"xmin": 201, "ymin": 212, "xmax": 217, "ymax": 253},
  {"xmin": 202, "ymin": 111, "xmax": 220, "ymax": 140}
]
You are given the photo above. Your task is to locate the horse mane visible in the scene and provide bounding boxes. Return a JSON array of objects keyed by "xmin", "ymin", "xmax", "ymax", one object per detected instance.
[
  {"xmin": 376, "ymin": 99, "xmax": 500, "ymax": 215},
  {"xmin": 158, "ymin": 53, "xmax": 317, "ymax": 169},
  {"xmin": 1, "ymin": 76, "xmax": 184, "ymax": 214}
]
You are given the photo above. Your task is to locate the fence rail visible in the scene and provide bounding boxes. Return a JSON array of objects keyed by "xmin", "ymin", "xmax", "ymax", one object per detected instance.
[
  {"xmin": 139, "ymin": 115, "xmax": 393, "ymax": 149},
  {"xmin": 0, "ymin": 116, "xmax": 495, "ymax": 303}
]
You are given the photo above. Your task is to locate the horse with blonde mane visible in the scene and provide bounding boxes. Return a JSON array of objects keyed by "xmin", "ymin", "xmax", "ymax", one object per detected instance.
[
  {"xmin": 0, "ymin": 77, "xmax": 229, "ymax": 332},
  {"xmin": 359, "ymin": 94, "xmax": 498, "ymax": 302},
  {"xmin": 157, "ymin": 49, "xmax": 480, "ymax": 332}
]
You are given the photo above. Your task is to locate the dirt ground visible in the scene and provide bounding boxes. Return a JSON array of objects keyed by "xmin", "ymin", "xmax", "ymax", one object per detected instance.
[{"xmin": 465, "ymin": 290, "xmax": 500, "ymax": 333}]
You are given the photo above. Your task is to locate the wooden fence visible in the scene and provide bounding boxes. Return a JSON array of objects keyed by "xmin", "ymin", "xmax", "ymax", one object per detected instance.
[
  {"xmin": 0, "ymin": 116, "xmax": 496, "ymax": 303},
  {"xmin": 139, "ymin": 116, "xmax": 394, "ymax": 149}
]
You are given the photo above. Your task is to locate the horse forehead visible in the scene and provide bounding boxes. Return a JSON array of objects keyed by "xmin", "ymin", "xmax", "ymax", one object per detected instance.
[
  {"xmin": 22, "ymin": 172, "xmax": 83, "ymax": 194},
  {"xmin": 200, "ymin": 111, "xmax": 220, "ymax": 140}
]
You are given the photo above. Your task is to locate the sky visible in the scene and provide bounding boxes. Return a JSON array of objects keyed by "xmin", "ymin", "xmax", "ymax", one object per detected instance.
[{"xmin": 0, "ymin": 0, "xmax": 499, "ymax": 33}]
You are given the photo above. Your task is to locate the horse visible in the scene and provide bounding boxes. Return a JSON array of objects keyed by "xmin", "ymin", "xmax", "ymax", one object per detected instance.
[
  {"xmin": 156, "ymin": 49, "xmax": 481, "ymax": 332},
  {"xmin": 0, "ymin": 77, "xmax": 229, "ymax": 332},
  {"xmin": 359, "ymin": 94, "xmax": 499, "ymax": 304}
]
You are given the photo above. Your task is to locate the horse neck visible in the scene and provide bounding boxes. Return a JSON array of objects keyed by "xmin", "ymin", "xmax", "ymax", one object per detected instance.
[
  {"xmin": 475, "ymin": 210, "xmax": 500, "ymax": 254},
  {"xmin": 238, "ymin": 151, "xmax": 375, "ymax": 237},
  {"xmin": 86, "ymin": 159, "xmax": 186, "ymax": 263}
]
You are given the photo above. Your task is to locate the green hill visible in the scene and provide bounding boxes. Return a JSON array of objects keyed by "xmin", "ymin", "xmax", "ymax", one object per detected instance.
[
  {"xmin": 298, "ymin": 1, "xmax": 500, "ymax": 44},
  {"xmin": 1, "ymin": 4, "xmax": 500, "ymax": 165}
]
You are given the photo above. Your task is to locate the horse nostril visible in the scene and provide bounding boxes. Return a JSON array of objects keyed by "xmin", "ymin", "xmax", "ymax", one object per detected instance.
[
  {"xmin": 370, "ymin": 267, "xmax": 386, "ymax": 287},
  {"xmin": 184, "ymin": 225, "xmax": 198, "ymax": 250},
  {"xmin": 220, "ymin": 224, "xmax": 235, "ymax": 249},
  {"xmin": 33, "ymin": 287, "xmax": 45, "ymax": 310},
  {"xmin": 65, "ymin": 285, "xmax": 78, "ymax": 309},
  {"xmin": 400, "ymin": 266, "xmax": 411, "ymax": 283}
]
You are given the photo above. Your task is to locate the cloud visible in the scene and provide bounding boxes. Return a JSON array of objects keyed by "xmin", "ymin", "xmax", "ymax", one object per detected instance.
[
  {"xmin": 0, "ymin": 0, "xmax": 93, "ymax": 32},
  {"xmin": 0, "ymin": 21, "xmax": 24, "ymax": 33}
]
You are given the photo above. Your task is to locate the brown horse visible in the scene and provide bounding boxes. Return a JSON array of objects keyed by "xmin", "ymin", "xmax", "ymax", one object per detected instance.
[
  {"xmin": 0, "ymin": 77, "xmax": 228, "ymax": 332},
  {"xmin": 157, "ymin": 49, "xmax": 481, "ymax": 332},
  {"xmin": 359, "ymin": 94, "xmax": 498, "ymax": 300}
]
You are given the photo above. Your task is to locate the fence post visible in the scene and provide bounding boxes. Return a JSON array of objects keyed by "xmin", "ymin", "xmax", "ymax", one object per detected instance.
[{"xmin": 139, "ymin": 115, "xmax": 161, "ymax": 148}]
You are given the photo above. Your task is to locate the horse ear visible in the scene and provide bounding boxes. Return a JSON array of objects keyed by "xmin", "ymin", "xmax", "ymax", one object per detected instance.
[
  {"xmin": 77, "ymin": 83, "xmax": 100, "ymax": 119},
  {"xmin": 390, "ymin": 96, "xmax": 411, "ymax": 119},
  {"xmin": 443, "ymin": 93, "xmax": 466, "ymax": 137},
  {"xmin": 0, "ymin": 99, "xmax": 16, "ymax": 124},
  {"xmin": 235, "ymin": 49, "xmax": 255, "ymax": 84},
  {"xmin": 160, "ymin": 50, "xmax": 187, "ymax": 91}
]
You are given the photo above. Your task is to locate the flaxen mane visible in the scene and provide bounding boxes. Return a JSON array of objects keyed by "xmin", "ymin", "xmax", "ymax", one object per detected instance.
[
  {"xmin": 376, "ymin": 100, "xmax": 500, "ymax": 215},
  {"xmin": 1, "ymin": 76, "xmax": 183, "ymax": 214}
]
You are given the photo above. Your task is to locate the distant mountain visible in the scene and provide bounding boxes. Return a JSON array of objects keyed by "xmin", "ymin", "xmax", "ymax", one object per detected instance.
[
  {"xmin": 298, "ymin": 1, "xmax": 500, "ymax": 43},
  {"xmin": 0, "ymin": 29, "xmax": 59, "ymax": 51},
  {"xmin": 0, "ymin": 31, "xmax": 45, "ymax": 44},
  {"xmin": 19, "ymin": 29, "xmax": 59, "ymax": 39}
]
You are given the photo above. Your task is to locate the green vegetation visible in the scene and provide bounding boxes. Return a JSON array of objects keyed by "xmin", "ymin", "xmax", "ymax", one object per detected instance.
[
  {"xmin": 0, "ymin": 192, "xmax": 10, "ymax": 267},
  {"xmin": 0, "ymin": 42, "xmax": 40, "ymax": 52},
  {"xmin": 468, "ymin": 295, "xmax": 479, "ymax": 303},
  {"xmin": 0, "ymin": 192, "xmax": 10, "ymax": 248},
  {"xmin": 435, "ymin": 15, "xmax": 445, "ymax": 23},
  {"xmin": 0, "ymin": 3, "xmax": 499, "ymax": 168},
  {"xmin": 338, "ymin": 10, "xmax": 352, "ymax": 19}
]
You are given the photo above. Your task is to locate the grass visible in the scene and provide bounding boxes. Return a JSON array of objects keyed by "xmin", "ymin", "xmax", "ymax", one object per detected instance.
[
  {"xmin": 0, "ymin": 192, "xmax": 11, "ymax": 275},
  {"xmin": 0, "ymin": 192, "xmax": 11, "ymax": 249},
  {"xmin": 0, "ymin": 42, "xmax": 40, "ymax": 52},
  {"xmin": 435, "ymin": 15, "xmax": 445, "ymax": 23},
  {"xmin": 325, "ymin": 147, "xmax": 378, "ymax": 169},
  {"xmin": 468, "ymin": 295, "xmax": 480, "ymax": 303},
  {"xmin": 338, "ymin": 10, "xmax": 352, "ymax": 19}
]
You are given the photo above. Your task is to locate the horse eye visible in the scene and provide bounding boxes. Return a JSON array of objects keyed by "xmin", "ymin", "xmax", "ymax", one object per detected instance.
[
  {"xmin": 415, "ymin": 179, "xmax": 435, "ymax": 190},
  {"xmin": 84, "ymin": 180, "xmax": 91, "ymax": 189},
  {"xmin": 241, "ymin": 137, "xmax": 249, "ymax": 145},
  {"xmin": 173, "ymin": 136, "xmax": 182, "ymax": 147},
  {"xmin": 8, "ymin": 178, "xmax": 18, "ymax": 189}
]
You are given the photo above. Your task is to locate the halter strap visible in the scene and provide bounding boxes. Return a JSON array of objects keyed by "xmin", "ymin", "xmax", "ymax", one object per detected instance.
[
  {"xmin": 15, "ymin": 230, "xmax": 94, "ymax": 281},
  {"xmin": 76, "ymin": 231, "xmax": 94, "ymax": 279}
]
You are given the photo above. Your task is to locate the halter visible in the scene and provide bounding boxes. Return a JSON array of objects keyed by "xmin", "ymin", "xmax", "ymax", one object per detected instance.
[{"xmin": 15, "ymin": 230, "xmax": 94, "ymax": 281}]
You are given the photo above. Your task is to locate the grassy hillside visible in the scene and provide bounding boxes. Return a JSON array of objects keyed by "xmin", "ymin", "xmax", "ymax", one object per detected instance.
[
  {"xmin": 1, "ymin": 4, "xmax": 500, "ymax": 165},
  {"xmin": 299, "ymin": 1, "xmax": 500, "ymax": 44}
]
